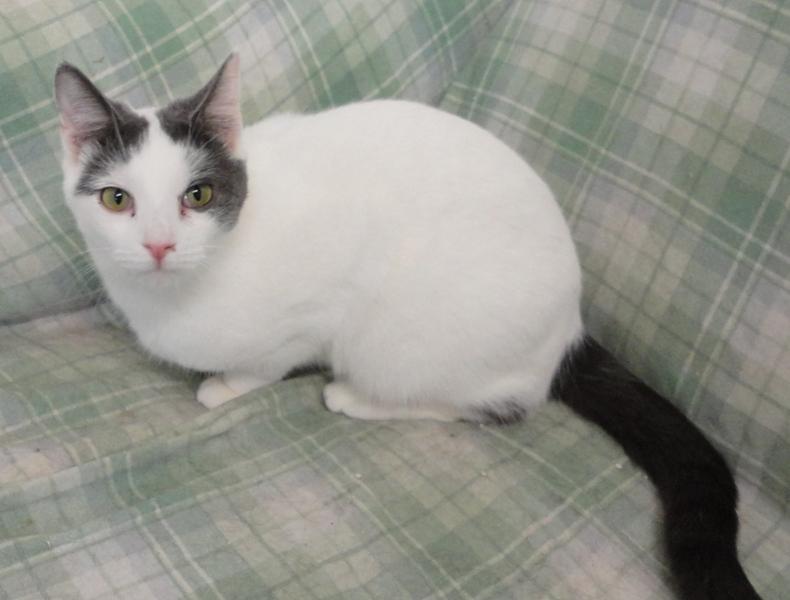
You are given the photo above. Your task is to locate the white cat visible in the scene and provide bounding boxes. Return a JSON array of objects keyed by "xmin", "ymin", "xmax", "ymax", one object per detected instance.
[
  {"xmin": 55, "ymin": 54, "xmax": 582, "ymax": 419},
  {"xmin": 55, "ymin": 54, "xmax": 760, "ymax": 599}
]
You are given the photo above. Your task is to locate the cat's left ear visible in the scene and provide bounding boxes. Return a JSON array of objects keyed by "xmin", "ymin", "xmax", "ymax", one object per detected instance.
[
  {"xmin": 192, "ymin": 53, "xmax": 242, "ymax": 154},
  {"xmin": 54, "ymin": 63, "xmax": 115, "ymax": 163}
]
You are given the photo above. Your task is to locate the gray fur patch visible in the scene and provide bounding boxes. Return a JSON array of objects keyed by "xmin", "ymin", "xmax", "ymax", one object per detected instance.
[
  {"xmin": 156, "ymin": 98, "xmax": 247, "ymax": 229},
  {"xmin": 74, "ymin": 101, "xmax": 148, "ymax": 196}
]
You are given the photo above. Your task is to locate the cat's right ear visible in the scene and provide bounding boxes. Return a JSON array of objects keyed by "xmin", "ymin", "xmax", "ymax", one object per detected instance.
[
  {"xmin": 191, "ymin": 53, "xmax": 243, "ymax": 155},
  {"xmin": 54, "ymin": 64, "xmax": 113, "ymax": 163}
]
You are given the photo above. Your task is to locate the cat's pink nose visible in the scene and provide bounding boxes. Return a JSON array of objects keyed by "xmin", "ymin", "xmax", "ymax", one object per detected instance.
[{"xmin": 143, "ymin": 242, "xmax": 175, "ymax": 265}]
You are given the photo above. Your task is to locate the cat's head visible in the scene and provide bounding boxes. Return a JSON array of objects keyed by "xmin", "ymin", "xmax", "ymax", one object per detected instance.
[{"xmin": 55, "ymin": 54, "xmax": 247, "ymax": 278}]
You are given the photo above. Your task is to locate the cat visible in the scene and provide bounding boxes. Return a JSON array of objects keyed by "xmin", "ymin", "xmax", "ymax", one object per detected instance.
[{"xmin": 55, "ymin": 54, "xmax": 760, "ymax": 599}]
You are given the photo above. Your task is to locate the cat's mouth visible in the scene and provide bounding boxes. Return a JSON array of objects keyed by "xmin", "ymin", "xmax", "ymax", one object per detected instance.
[
  {"xmin": 137, "ymin": 260, "xmax": 194, "ymax": 275},
  {"xmin": 145, "ymin": 262, "xmax": 175, "ymax": 274},
  {"xmin": 112, "ymin": 255, "xmax": 200, "ymax": 276},
  {"xmin": 126, "ymin": 262, "xmax": 195, "ymax": 286}
]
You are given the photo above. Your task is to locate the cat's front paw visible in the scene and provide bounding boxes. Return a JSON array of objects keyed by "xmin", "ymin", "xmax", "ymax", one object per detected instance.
[{"xmin": 197, "ymin": 375, "xmax": 239, "ymax": 408}]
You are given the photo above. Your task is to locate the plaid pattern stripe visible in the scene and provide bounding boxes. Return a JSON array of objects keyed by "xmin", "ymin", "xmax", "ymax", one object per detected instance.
[
  {"xmin": 441, "ymin": 0, "xmax": 790, "ymax": 503},
  {"xmin": 1, "ymin": 0, "xmax": 788, "ymax": 598},
  {"xmin": 0, "ymin": 0, "xmax": 509, "ymax": 323}
]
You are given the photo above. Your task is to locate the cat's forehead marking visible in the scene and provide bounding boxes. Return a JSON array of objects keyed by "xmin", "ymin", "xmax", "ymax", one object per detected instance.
[
  {"xmin": 117, "ymin": 109, "xmax": 193, "ymax": 197},
  {"xmin": 75, "ymin": 101, "xmax": 148, "ymax": 195}
]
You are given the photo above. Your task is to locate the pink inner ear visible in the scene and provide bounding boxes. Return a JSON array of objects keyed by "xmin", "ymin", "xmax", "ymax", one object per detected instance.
[
  {"xmin": 214, "ymin": 116, "xmax": 241, "ymax": 155},
  {"xmin": 55, "ymin": 66, "xmax": 114, "ymax": 163},
  {"xmin": 204, "ymin": 54, "xmax": 242, "ymax": 154},
  {"xmin": 59, "ymin": 104, "xmax": 107, "ymax": 161},
  {"xmin": 60, "ymin": 124, "xmax": 83, "ymax": 163}
]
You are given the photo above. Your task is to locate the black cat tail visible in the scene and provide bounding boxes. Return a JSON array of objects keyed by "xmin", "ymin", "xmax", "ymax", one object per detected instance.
[{"xmin": 551, "ymin": 335, "xmax": 761, "ymax": 600}]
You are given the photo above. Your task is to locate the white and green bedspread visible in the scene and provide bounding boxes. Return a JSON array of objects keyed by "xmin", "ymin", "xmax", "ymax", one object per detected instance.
[{"xmin": 1, "ymin": 1, "xmax": 788, "ymax": 598}]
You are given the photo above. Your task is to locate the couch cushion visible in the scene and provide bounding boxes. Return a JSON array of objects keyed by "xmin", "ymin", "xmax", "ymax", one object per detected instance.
[
  {"xmin": 0, "ymin": 308, "xmax": 202, "ymax": 483},
  {"xmin": 0, "ymin": 311, "xmax": 785, "ymax": 599},
  {"xmin": 440, "ymin": 0, "xmax": 790, "ymax": 503},
  {"xmin": 0, "ymin": 0, "xmax": 509, "ymax": 324},
  {"xmin": 2, "ymin": 0, "xmax": 787, "ymax": 597}
]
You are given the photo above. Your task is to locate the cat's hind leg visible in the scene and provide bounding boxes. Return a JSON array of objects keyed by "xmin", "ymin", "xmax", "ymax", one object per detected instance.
[{"xmin": 322, "ymin": 381, "xmax": 461, "ymax": 422}]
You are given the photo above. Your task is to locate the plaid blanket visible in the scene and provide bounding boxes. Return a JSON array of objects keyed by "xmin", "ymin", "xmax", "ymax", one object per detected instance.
[{"xmin": 1, "ymin": 0, "xmax": 788, "ymax": 598}]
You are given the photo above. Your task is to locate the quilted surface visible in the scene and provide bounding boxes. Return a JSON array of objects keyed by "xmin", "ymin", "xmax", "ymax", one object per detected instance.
[
  {"xmin": 1, "ymin": 309, "xmax": 787, "ymax": 599},
  {"xmin": 1, "ymin": 0, "xmax": 788, "ymax": 598}
]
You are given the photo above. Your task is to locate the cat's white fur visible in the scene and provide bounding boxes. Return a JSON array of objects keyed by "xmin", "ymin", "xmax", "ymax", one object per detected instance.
[{"xmin": 60, "ymin": 60, "xmax": 583, "ymax": 420}]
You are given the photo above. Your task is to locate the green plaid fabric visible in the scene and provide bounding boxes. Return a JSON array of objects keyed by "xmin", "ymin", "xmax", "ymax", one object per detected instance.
[
  {"xmin": 0, "ymin": 0, "xmax": 508, "ymax": 323},
  {"xmin": 1, "ymin": 0, "xmax": 789, "ymax": 598},
  {"xmin": 442, "ymin": 0, "xmax": 790, "ymax": 502},
  {"xmin": 1, "ymin": 310, "xmax": 787, "ymax": 598}
]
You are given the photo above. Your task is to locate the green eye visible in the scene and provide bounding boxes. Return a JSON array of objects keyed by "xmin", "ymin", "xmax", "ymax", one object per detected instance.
[
  {"xmin": 100, "ymin": 187, "xmax": 132, "ymax": 212},
  {"xmin": 182, "ymin": 184, "xmax": 213, "ymax": 208}
]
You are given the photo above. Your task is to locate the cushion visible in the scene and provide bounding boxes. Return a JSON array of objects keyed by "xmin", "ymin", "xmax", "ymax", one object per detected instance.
[{"xmin": 1, "ymin": 309, "xmax": 785, "ymax": 599}]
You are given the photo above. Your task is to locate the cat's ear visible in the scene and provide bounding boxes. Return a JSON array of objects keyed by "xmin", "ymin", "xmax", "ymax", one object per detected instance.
[
  {"xmin": 192, "ymin": 53, "xmax": 242, "ymax": 154},
  {"xmin": 54, "ymin": 64, "xmax": 114, "ymax": 163}
]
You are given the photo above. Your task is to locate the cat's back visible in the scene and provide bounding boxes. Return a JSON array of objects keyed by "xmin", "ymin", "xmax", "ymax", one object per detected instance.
[
  {"xmin": 248, "ymin": 100, "xmax": 531, "ymax": 178},
  {"xmin": 245, "ymin": 100, "xmax": 566, "ymax": 230},
  {"xmin": 239, "ymin": 100, "xmax": 579, "ymax": 294}
]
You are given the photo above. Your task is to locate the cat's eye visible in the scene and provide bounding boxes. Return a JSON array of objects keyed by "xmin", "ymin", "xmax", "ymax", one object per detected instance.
[
  {"xmin": 100, "ymin": 187, "xmax": 132, "ymax": 212},
  {"xmin": 182, "ymin": 184, "xmax": 214, "ymax": 209}
]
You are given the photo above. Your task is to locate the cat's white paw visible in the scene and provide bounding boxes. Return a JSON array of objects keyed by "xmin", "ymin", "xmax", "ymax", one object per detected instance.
[
  {"xmin": 323, "ymin": 382, "xmax": 361, "ymax": 416},
  {"xmin": 197, "ymin": 375, "xmax": 239, "ymax": 408}
]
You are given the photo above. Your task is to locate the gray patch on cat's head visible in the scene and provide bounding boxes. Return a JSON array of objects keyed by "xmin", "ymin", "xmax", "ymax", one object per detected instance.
[
  {"xmin": 75, "ymin": 102, "xmax": 148, "ymax": 196},
  {"xmin": 55, "ymin": 64, "xmax": 149, "ymax": 196},
  {"xmin": 156, "ymin": 57, "xmax": 247, "ymax": 229},
  {"xmin": 157, "ymin": 104, "xmax": 247, "ymax": 228}
]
